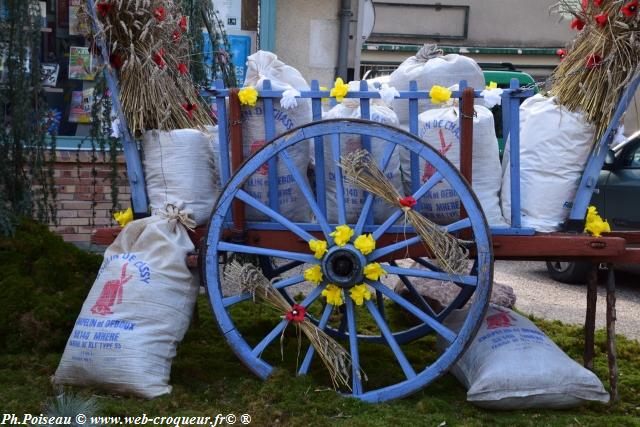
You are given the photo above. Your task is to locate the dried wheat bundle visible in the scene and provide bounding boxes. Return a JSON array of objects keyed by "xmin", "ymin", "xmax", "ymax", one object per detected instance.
[
  {"xmin": 223, "ymin": 261, "xmax": 354, "ymax": 390},
  {"xmin": 84, "ymin": 0, "xmax": 213, "ymax": 133},
  {"xmin": 340, "ymin": 149, "xmax": 469, "ymax": 276},
  {"xmin": 550, "ymin": 0, "xmax": 640, "ymax": 141}
]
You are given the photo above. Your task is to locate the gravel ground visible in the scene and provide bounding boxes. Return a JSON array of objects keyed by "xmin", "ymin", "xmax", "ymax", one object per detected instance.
[{"xmin": 494, "ymin": 260, "xmax": 640, "ymax": 342}]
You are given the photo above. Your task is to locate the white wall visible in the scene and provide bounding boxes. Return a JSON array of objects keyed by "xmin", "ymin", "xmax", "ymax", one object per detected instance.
[{"xmin": 275, "ymin": 0, "xmax": 341, "ymax": 86}]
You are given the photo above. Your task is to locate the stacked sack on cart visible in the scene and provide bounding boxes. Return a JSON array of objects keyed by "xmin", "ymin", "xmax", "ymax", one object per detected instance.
[{"xmin": 138, "ymin": 46, "xmax": 599, "ymax": 233}]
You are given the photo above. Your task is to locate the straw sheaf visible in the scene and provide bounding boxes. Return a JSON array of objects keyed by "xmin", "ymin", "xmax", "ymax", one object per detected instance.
[
  {"xmin": 339, "ymin": 149, "xmax": 470, "ymax": 276},
  {"xmin": 223, "ymin": 262, "xmax": 357, "ymax": 391},
  {"xmin": 84, "ymin": 0, "xmax": 213, "ymax": 134},
  {"xmin": 550, "ymin": 0, "xmax": 640, "ymax": 142}
]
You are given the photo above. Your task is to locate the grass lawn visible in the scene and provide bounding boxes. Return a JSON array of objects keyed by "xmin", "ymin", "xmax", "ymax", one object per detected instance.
[{"xmin": 2, "ymin": 222, "xmax": 640, "ymax": 426}]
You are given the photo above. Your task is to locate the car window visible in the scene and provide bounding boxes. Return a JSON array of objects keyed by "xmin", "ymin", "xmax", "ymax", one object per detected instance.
[{"xmin": 623, "ymin": 143, "xmax": 640, "ymax": 168}]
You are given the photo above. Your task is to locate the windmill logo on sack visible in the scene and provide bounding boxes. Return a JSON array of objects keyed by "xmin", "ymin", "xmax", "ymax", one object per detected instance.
[
  {"xmin": 485, "ymin": 308, "xmax": 518, "ymax": 330},
  {"xmin": 90, "ymin": 263, "xmax": 132, "ymax": 316},
  {"xmin": 422, "ymin": 129, "xmax": 453, "ymax": 182}
]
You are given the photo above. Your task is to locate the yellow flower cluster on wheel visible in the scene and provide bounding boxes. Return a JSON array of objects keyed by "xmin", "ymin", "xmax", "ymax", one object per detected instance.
[{"xmin": 304, "ymin": 224, "xmax": 387, "ymax": 307}]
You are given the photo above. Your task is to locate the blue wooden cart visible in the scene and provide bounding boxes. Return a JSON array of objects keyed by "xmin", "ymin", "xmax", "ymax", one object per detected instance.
[{"xmin": 87, "ymin": 1, "xmax": 640, "ymax": 404}]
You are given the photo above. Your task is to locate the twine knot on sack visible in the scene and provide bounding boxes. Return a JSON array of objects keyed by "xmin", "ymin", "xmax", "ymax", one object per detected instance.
[
  {"xmin": 158, "ymin": 202, "xmax": 196, "ymax": 231},
  {"xmin": 416, "ymin": 43, "xmax": 444, "ymax": 62}
]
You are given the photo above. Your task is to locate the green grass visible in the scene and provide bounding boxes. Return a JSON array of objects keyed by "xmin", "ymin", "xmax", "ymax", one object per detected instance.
[{"xmin": 2, "ymin": 222, "xmax": 640, "ymax": 426}]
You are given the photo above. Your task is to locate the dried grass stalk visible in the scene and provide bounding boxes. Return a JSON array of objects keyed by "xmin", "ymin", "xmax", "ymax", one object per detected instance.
[
  {"xmin": 223, "ymin": 261, "xmax": 354, "ymax": 391},
  {"xmin": 550, "ymin": 0, "xmax": 640, "ymax": 142},
  {"xmin": 340, "ymin": 149, "xmax": 469, "ymax": 275},
  {"xmin": 84, "ymin": 0, "xmax": 213, "ymax": 134}
]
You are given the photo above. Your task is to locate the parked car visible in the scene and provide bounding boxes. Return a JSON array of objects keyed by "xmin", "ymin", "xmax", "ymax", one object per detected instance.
[{"xmin": 546, "ymin": 130, "xmax": 640, "ymax": 283}]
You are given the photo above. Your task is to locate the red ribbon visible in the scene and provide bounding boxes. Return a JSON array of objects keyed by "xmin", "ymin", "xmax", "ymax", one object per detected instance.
[
  {"xmin": 286, "ymin": 304, "xmax": 306, "ymax": 323},
  {"xmin": 399, "ymin": 196, "xmax": 417, "ymax": 209}
]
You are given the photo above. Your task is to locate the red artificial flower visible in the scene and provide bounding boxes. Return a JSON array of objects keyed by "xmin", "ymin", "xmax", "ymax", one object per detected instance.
[
  {"xmin": 172, "ymin": 29, "xmax": 181, "ymax": 43},
  {"xmin": 595, "ymin": 13, "xmax": 608, "ymax": 27},
  {"xmin": 153, "ymin": 7, "xmax": 166, "ymax": 21},
  {"xmin": 109, "ymin": 52, "xmax": 123, "ymax": 69},
  {"xmin": 398, "ymin": 196, "xmax": 417, "ymax": 209},
  {"xmin": 182, "ymin": 102, "xmax": 197, "ymax": 119},
  {"xmin": 177, "ymin": 63, "xmax": 188, "ymax": 74},
  {"xmin": 96, "ymin": 1, "xmax": 113, "ymax": 17},
  {"xmin": 622, "ymin": 0, "xmax": 638, "ymax": 17},
  {"xmin": 570, "ymin": 17, "xmax": 585, "ymax": 30},
  {"xmin": 556, "ymin": 49, "xmax": 567, "ymax": 60},
  {"xmin": 586, "ymin": 53, "xmax": 603, "ymax": 69},
  {"xmin": 179, "ymin": 16, "xmax": 188, "ymax": 32},
  {"xmin": 595, "ymin": 0, "xmax": 603, "ymax": 6},
  {"xmin": 285, "ymin": 304, "xmax": 306, "ymax": 323},
  {"xmin": 152, "ymin": 48, "xmax": 166, "ymax": 69}
]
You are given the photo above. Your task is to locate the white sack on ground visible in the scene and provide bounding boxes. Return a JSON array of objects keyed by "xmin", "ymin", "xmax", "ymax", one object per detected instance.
[
  {"xmin": 412, "ymin": 104, "xmax": 506, "ymax": 226},
  {"xmin": 143, "ymin": 129, "xmax": 219, "ymax": 226},
  {"xmin": 501, "ymin": 95, "xmax": 595, "ymax": 231},
  {"xmin": 241, "ymin": 50, "xmax": 312, "ymax": 222},
  {"xmin": 388, "ymin": 44, "xmax": 485, "ymax": 125},
  {"xmin": 439, "ymin": 305, "xmax": 610, "ymax": 409},
  {"xmin": 322, "ymin": 82, "xmax": 403, "ymax": 224},
  {"xmin": 54, "ymin": 205, "xmax": 198, "ymax": 399}
]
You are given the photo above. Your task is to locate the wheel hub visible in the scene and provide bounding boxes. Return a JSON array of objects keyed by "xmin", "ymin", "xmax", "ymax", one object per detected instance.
[{"xmin": 322, "ymin": 245, "xmax": 365, "ymax": 289}]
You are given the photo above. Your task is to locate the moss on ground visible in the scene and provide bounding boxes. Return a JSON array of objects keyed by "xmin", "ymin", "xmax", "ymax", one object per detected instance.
[
  {"xmin": 0, "ymin": 220, "xmax": 102, "ymax": 354},
  {"xmin": 2, "ymin": 222, "xmax": 640, "ymax": 426}
]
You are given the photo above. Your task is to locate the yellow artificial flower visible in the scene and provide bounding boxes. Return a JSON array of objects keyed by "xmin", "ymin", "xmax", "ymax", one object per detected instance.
[
  {"xmin": 113, "ymin": 207, "xmax": 133, "ymax": 227},
  {"xmin": 304, "ymin": 265, "xmax": 323, "ymax": 284},
  {"xmin": 330, "ymin": 77, "xmax": 349, "ymax": 102},
  {"xmin": 486, "ymin": 81, "xmax": 498, "ymax": 90},
  {"xmin": 238, "ymin": 86, "xmax": 258, "ymax": 107},
  {"xmin": 354, "ymin": 233, "xmax": 376, "ymax": 255},
  {"xmin": 349, "ymin": 284, "xmax": 372, "ymax": 306},
  {"xmin": 584, "ymin": 205, "xmax": 611, "ymax": 237},
  {"xmin": 363, "ymin": 263, "xmax": 387, "ymax": 281},
  {"xmin": 429, "ymin": 85, "xmax": 452, "ymax": 105},
  {"xmin": 320, "ymin": 86, "xmax": 330, "ymax": 103},
  {"xmin": 322, "ymin": 284, "xmax": 344, "ymax": 306},
  {"xmin": 330, "ymin": 224, "xmax": 354, "ymax": 247},
  {"xmin": 308, "ymin": 239, "xmax": 328, "ymax": 259}
]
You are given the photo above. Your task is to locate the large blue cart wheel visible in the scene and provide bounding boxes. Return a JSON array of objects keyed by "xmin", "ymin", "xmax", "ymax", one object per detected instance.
[{"xmin": 203, "ymin": 119, "xmax": 493, "ymax": 402}]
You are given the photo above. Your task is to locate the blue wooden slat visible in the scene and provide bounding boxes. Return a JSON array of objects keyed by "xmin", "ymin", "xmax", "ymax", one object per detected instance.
[
  {"xmin": 215, "ymin": 79, "xmax": 231, "ymax": 186},
  {"xmin": 368, "ymin": 280, "xmax": 457, "ymax": 343},
  {"xmin": 251, "ymin": 284, "xmax": 324, "ymax": 357},
  {"xmin": 383, "ymin": 265, "xmax": 477, "ymax": 287},
  {"xmin": 365, "ymin": 300, "xmax": 417, "ymax": 379},
  {"xmin": 372, "ymin": 171, "xmax": 443, "ymax": 240},
  {"xmin": 331, "ymin": 133, "xmax": 348, "ymax": 224},
  {"xmin": 241, "ymin": 221, "xmax": 419, "ymax": 234},
  {"xmin": 278, "ymin": 150, "xmax": 333, "ymax": 239},
  {"xmin": 569, "ymin": 73, "xmax": 640, "ymax": 221},
  {"xmin": 217, "ymin": 242, "xmax": 318, "ymax": 264},
  {"xmin": 345, "ymin": 296, "xmax": 363, "ymax": 395},
  {"xmin": 222, "ymin": 273, "xmax": 305, "ymax": 307},
  {"xmin": 310, "ymin": 80, "xmax": 327, "ymax": 217},
  {"xmin": 446, "ymin": 217, "xmax": 472, "ymax": 233},
  {"xmin": 235, "ymin": 190, "xmax": 316, "ymax": 241},
  {"xmin": 370, "ymin": 236, "xmax": 421, "ymax": 260},
  {"xmin": 392, "ymin": 260, "xmax": 439, "ymax": 317},
  {"xmin": 501, "ymin": 91, "xmax": 511, "ymax": 146},
  {"xmin": 86, "ymin": 0, "xmax": 148, "ymax": 215},
  {"xmin": 298, "ymin": 302, "xmax": 333, "ymax": 375},
  {"xmin": 262, "ymin": 80, "xmax": 279, "ymax": 213},
  {"xmin": 508, "ymin": 79, "xmax": 522, "ymax": 228},
  {"xmin": 409, "ymin": 81, "xmax": 420, "ymax": 195},
  {"xmin": 354, "ymin": 142, "xmax": 397, "ymax": 235},
  {"xmin": 251, "ymin": 319, "xmax": 288, "ymax": 356}
]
